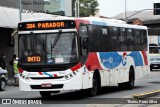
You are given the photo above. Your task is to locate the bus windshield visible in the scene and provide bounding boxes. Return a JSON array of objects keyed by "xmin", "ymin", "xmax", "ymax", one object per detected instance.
[{"xmin": 19, "ymin": 32, "xmax": 78, "ymax": 65}]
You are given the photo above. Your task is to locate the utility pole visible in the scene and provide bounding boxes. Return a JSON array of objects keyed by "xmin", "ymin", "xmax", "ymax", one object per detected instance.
[
  {"xmin": 75, "ymin": 0, "xmax": 80, "ymax": 17},
  {"xmin": 75, "ymin": 0, "xmax": 77, "ymax": 17},
  {"xmin": 77, "ymin": 0, "xmax": 79, "ymax": 17},
  {"xmin": 125, "ymin": 0, "xmax": 127, "ymax": 23},
  {"xmin": 19, "ymin": 0, "xmax": 22, "ymax": 21}
]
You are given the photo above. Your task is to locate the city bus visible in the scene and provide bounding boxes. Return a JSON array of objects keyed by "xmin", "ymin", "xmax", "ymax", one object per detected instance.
[{"xmin": 17, "ymin": 17, "xmax": 150, "ymax": 98}]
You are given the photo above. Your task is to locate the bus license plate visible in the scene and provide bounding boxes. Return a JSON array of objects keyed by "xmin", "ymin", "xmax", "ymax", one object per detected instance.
[{"xmin": 41, "ymin": 83, "xmax": 52, "ymax": 88}]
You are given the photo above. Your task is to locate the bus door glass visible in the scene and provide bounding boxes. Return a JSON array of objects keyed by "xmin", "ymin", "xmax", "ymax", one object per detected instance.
[{"xmin": 79, "ymin": 25, "xmax": 89, "ymax": 62}]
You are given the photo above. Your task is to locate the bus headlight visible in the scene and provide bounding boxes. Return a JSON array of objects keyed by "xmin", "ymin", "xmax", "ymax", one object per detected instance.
[
  {"xmin": 20, "ymin": 74, "xmax": 30, "ymax": 82},
  {"xmin": 25, "ymin": 77, "xmax": 30, "ymax": 81},
  {"xmin": 64, "ymin": 70, "xmax": 79, "ymax": 80}
]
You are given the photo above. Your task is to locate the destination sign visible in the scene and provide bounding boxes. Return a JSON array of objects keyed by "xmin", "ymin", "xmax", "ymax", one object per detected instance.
[
  {"xmin": 27, "ymin": 56, "xmax": 41, "ymax": 63},
  {"xmin": 18, "ymin": 20, "xmax": 76, "ymax": 31}
]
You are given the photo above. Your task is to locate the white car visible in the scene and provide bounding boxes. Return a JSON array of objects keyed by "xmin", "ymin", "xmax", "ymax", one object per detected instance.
[
  {"xmin": 0, "ymin": 67, "xmax": 7, "ymax": 91},
  {"xmin": 150, "ymin": 54, "xmax": 160, "ymax": 71}
]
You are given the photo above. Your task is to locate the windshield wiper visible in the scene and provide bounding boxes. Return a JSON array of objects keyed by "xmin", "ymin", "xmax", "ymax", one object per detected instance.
[
  {"xmin": 50, "ymin": 30, "xmax": 62, "ymax": 57},
  {"xmin": 52, "ymin": 30, "xmax": 62, "ymax": 49}
]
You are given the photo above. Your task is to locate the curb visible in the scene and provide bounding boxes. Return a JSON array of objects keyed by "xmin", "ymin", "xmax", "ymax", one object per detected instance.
[{"xmin": 133, "ymin": 90, "xmax": 160, "ymax": 99}]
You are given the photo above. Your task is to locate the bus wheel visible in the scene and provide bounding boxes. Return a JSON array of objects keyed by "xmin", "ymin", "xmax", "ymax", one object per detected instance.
[
  {"xmin": 118, "ymin": 69, "xmax": 135, "ymax": 89},
  {"xmin": 118, "ymin": 82, "xmax": 125, "ymax": 89},
  {"xmin": 39, "ymin": 91, "xmax": 51, "ymax": 98},
  {"xmin": 126, "ymin": 69, "xmax": 135, "ymax": 89},
  {"xmin": 88, "ymin": 74, "xmax": 98, "ymax": 96}
]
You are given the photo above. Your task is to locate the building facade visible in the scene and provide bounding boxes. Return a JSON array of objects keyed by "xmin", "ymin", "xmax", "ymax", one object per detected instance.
[{"xmin": 44, "ymin": 0, "xmax": 72, "ymax": 16}]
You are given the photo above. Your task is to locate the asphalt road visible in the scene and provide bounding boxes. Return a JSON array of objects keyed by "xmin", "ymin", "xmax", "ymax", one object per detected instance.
[{"xmin": 0, "ymin": 71, "xmax": 160, "ymax": 107}]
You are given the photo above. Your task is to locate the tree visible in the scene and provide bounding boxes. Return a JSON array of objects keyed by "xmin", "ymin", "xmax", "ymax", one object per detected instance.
[{"xmin": 72, "ymin": 0, "xmax": 99, "ymax": 17}]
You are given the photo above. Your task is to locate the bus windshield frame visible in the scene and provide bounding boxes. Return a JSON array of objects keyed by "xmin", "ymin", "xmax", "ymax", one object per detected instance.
[{"xmin": 18, "ymin": 32, "xmax": 79, "ymax": 67}]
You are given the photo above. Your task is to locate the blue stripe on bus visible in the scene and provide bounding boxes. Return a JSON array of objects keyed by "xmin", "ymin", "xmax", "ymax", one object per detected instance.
[
  {"xmin": 92, "ymin": 21, "xmax": 107, "ymax": 26},
  {"xmin": 99, "ymin": 52, "xmax": 143, "ymax": 69},
  {"xmin": 43, "ymin": 72, "xmax": 53, "ymax": 77},
  {"xmin": 128, "ymin": 52, "xmax": 143, "ymax": 66}
]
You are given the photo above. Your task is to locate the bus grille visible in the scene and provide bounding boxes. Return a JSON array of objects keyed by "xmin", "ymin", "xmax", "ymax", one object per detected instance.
[
  {"xmin": 30, "ymin": 84, "xmax": 63, "ymax": 89},
  {"xmin": 30, "ymin": 76, "xmax": 64, "ymax": 80}
]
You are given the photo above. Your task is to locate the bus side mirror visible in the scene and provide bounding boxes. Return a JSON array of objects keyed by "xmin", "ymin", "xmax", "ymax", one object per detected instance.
[{"xmin": 82, "ymin": 37, "xmax": 88, "ymax": 49}]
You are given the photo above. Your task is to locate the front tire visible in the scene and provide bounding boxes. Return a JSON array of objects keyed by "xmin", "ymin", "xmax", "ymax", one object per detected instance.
[
  {"xmin": 88, "ymin": 74, "xmax": 98, "ymax": 96},
  {"xmin": 39, "ymin": 91, "xmax": 51, "ymax": 98}
]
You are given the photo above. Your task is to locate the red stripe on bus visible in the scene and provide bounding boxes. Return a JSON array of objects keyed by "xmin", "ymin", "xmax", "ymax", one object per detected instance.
[
  {"xmin": 85, "ymin": 52, "xmax": 102, "ymax": 71},
  {"xmin": 75, "ymin": 19, "xmax": 90, "ymax": 30},
  {"xmin": 53, "ymin": 74, "xmax": 58, "ymax": 77},
  {"xmin": 18, "ymin": 67, "xmax": 23, "ymax": 73},
  {"xmin": 141, "ymin": 51, "xmax": 148, "ymax": 65},
  {"xmin": 38, "ymin": 72, "xmax": 43, "ymax": 75},
  {"xmin": 71, "ymin": 62, "xmax": 81, "ymax": 71}
]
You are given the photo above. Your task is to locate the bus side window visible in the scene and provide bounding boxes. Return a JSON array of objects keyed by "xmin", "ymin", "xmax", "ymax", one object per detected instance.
[
  {"xmin": 119, "ymin": 28, "xmax": 127, "ymax": 51},
  {"xmin": 100, "ymin": 27, "xmax": 111, "ymax": 52},
  {"xmin": 134, "ymin": 30, "xmax": 141, "ymax": 51},
  {"xmin": 126, "ymin": 28, "xmax": 134, "ymax": 51},
  {"xmin": 79, "ymin": 25, "xmax": 88, "ymax": 37},
  {"xmin": 88, "ymin": 25, "xmax": 100, "ymax": 52},
  {"xmin": 141, "ymin": 30, "xmax": 147, "ymax": 50},
  {"xmin": 110, "ymin": 27, "xmax": 119, "ymax": 51}
]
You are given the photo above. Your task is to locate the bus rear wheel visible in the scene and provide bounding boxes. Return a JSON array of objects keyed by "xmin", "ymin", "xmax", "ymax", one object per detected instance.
[
  {"xmin": 126, "ymin": 69, "xmax": 135, "ymax": 89},
  {"xmin": 39, "ymin": 91, "xmax": 51, "ymax": 98},
  {"xmin": 118, "ymin": 68, "xmax": 135, "ymax": 89}
]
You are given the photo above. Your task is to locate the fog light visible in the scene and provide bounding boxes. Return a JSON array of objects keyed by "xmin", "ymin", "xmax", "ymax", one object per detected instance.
[
  {"xmin": 65, "ymin": 75, "xmax": 69, "ymax": 79},
  {"xmin": 20, "ymin": 73, "xmax": 22, "ymax": 77},
  {"xmin": 26, "ymin": 77, "xmax": 29, "ymax": 80},
  {"xmin": 73, "ymin": 72, "xmax": 76, "ymax": 75},
  {"xmin": 22, "ymin": 76, "xmax": 25, "ymax": 79}
]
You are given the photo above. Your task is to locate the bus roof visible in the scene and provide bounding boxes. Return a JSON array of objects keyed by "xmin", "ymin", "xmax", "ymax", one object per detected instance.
[
  {"xmin": 78, "ymin": 17, "xmax": 147, "ymax": 30},
  {"xmin": 19, "ymin": 16, "xmax": 147, "ymax": 30}
]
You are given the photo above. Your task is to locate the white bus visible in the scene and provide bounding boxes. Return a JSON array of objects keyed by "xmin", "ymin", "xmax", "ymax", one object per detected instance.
[{"xmin": 17, "ymin": 17, "xmax": 150, "ymax": 98}]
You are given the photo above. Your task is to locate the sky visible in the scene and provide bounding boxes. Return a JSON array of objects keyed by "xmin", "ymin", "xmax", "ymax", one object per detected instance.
[{"xmin": 98, "ymin": 0, "xmax": 160, "ymax": 17}]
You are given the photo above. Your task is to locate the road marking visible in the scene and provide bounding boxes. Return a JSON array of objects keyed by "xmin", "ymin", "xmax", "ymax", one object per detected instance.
[{"xmin": 133, "ymin": 89, "xmax": 160, "ymax": 99}]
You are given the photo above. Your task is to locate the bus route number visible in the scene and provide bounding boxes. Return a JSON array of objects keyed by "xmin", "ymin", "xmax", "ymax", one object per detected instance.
[{"xmin": 26, "ymin": 23, "xmax": 36, "ymax": 29}]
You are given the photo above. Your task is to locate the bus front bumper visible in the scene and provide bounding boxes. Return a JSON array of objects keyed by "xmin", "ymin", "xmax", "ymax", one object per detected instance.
[{"xmin": 19, "ymin": 73, "xmax": 83, "ymax": 91}]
